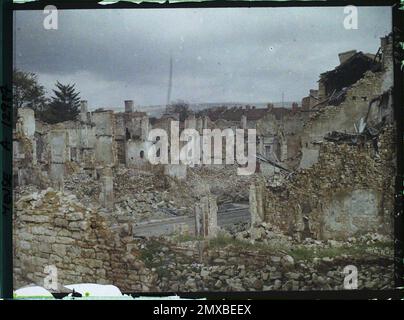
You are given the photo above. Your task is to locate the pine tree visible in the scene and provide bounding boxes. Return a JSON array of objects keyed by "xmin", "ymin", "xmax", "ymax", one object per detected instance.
[{"xmin": 45, "ymin": 82, "xmax": 81, "ymax": 123}]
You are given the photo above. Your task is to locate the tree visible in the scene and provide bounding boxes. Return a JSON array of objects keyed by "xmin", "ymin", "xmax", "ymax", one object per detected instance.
[
  {"xmin": 13, "ymin": 69, "xmax": 47, "ymax": 110},
  {"xmin": 169, "ymin": 100, "xmax": 191, "ymax": 122},
  {"xmin": 13, "ymin": 69, "xmax": 47, "ymax": 125},
  {"xmin": 44, "ymin": 81, "xmax": 81, "ymax": 123}
]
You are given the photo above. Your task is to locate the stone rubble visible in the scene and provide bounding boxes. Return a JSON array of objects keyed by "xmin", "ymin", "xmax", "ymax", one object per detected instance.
[{"xmin": 138, "ymin": 234, "xmax": 393, "ymax": 292}]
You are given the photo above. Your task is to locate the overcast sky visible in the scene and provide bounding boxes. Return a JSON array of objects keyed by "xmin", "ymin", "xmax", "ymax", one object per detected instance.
[{"xmin": 14, "ymin": 7, "xmax": 391, "ymax": 110}]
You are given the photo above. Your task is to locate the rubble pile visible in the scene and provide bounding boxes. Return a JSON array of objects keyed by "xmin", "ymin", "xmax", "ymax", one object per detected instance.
[
  {"xmin": 234, "ymin": 222, "xmax": 292, "ymax": 248},
  {"xmin": 187, "ymin": 165, "xmax": 257, "ymax": 204},
  {"xmin": 155, "ymin": 257, "xmax": 393, "ymax": 291},
  {"xmin": 64, "ymin": 172, "xmax": 101, "ymax": 204},
  {"xmin": 222, "ymin": 221, "xmax": 250, "ymax": 235},
  {"xmin": 137, "ymin": 234, "xmax": 393, "ymax": 292},
  {"xmin": 113, "ymin": 167, "xmax": 168, "ymax": 197},
  {"xmin": 114, "ymin": 168, "xmax": 195, "ymax": 210},
  {"xmin": 113, "ymin": 191, "xmax": 192, "ymax": 224},
  {"xmin": 64, "ymin": 167, "xmax": 196, "ymax": 223}
]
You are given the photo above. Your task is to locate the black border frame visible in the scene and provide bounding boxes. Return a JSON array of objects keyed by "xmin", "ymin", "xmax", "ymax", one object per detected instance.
[{"xmin": 1, "ymin": 0, "xmax": 403, "ymax": 300}]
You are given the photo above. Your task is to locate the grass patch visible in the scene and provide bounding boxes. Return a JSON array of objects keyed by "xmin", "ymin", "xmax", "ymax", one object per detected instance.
[
  {"xmin": 204, "ymin": 233, "xmax": 393, "ymax": 262},
  {"xmin": 142, "ymin": 234, "xmax": 393, "ymax": 267},
  {"xmin": 138, "ymin": 239, "xmax": 163, "ymax": 269},
  {"xmin": 207, "ymin": 233, "xmax": 282, "ymax": 254},
  {"xmin": 173, "ymin": 233, "xmax": 204, "ymax": 243}
]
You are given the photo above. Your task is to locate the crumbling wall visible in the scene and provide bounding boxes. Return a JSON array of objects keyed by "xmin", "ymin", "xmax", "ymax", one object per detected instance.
[
  {"xmin": 257, "ymin": 111, "xmax": 305, "ymax": 168},
  {"xmin": 323, "ymin": 189, "xmax": 380, "ymax": 239},
  {"xmin": 381, "ymin": 34, "xmax": 394, "ymax": 92},
  {"xmin": 13, "ymin": 189, "xmax": 157, "ymax": 292},
  {"xmin": 95, "ymin": 136, "xmax": 116, "ymax": 166},
  {"xmin": 256, "ymin": 113, "xmax": 280, "ymax": 138},
  {"xmin": 126, "ymin": 140, "xmax": 152, "ymax": 168},
  {"xmin": 13, "ymin": 137, "xmax": 36, "ymax": 186},
  {"xmin": 249, "ymin": 180, "xmax": 266, "ymax": 226},
  {"xmin": 299, "ymin": 69, "xmax": 388, "ymax": 170},
  {"xmin": 80, "ymin": 125, "xmax": 96, "ymax": 148},
  {"xmin": 114, "ymin": 113, "xmax": 126, "ymax": 137},
  {"xmin": 194, "ymin": 194, "xmax": 218, "ymax": 238},
  {"xmin": 92, "ymin": 111, "xmax": 115, "ymax": 136},
  {"xmin": 48, "ymin": 130, "xmax": 69, "ymax": 189},
  {"xmin": 263, "ymin": 125, "xmax": 395, "ymax": 240},
  {"xmin": 17, "ymin": 108, "xmax": 36, "ymax": 138},
  {"xmin": 284, "ymin": 134, "xmax": 302, "ymax": 168},
  {"xmin": 299, "ymin": 148, "xmax": 319, "ymax": 169}
]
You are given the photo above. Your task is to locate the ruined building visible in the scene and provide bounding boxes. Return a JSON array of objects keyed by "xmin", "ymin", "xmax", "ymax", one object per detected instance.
[
  {"xmin": 252, "ymin": 34, "xmax": 396, "ymax": 240},
  {"xmin": 14, "ymin": 99, "xmax": 152, "ymax": 183}
]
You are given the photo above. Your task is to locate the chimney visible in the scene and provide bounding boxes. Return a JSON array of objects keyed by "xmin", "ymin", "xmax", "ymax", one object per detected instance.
[
  {"xmin": 141, "ymin": 116, "xmax": 149, "ymax": 141},
  {"xmin": 125, "ymin": 100, "xmax": 134, "ymax": 113},
  {"xmin": 80, "ymin": 100, "xmax": 88, "ymax": 113},
  {"xmin": 292, "ymin": 102, "xmax": 299, "ymax": 112}
]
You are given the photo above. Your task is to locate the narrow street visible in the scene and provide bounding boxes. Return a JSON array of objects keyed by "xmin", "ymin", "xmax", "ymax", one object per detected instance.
[{"xmin": 132, "ymin": 203, "xmax": 250, "ymax": 237}]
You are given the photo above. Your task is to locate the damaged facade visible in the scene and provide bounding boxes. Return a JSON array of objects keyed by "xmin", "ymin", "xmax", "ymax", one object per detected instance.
[{"xmin": 252, "ymin": 34, "xmax": 396, "ymax": 240}]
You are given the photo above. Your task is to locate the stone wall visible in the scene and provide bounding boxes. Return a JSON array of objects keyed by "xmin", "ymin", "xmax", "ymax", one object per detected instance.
[
  {"xmin": 262, "ymin": 125, "xmax": 395, "ymax": 240},
  {"xmin": 95, "ymin": 136, "xmax": 117, "ymax": 165},
  {"xmin": 13, "ymin": 189, "xmax": 156, "ymax": 292},
  {"xmin": 300, "ymin": 71, "xmax": 383, "ymax": 145},
  {"xmin": 298, "ymin": 38, "xmax": 393, "ymax": 170},
  {"xmin": 256, "ymin": 110, "xmax": 306, "ymax": 169},
  {"xmin": 17, "ymin": 108, "xmax": 36, "ymax": 138},
  {"xmin": 13, "ymin": 184, "xmax": 394, "ymax": 292},
  {"xmin": 92, "ymin": 111, "xmax": 115, "ymax": 137},
  {"xmin": 126, "ymin": 140, "xmax": 153, "ymax": 168}
]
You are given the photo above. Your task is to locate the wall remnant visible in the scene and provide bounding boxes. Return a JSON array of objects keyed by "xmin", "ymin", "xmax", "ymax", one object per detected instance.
[
  {"xmin": 195, "ymin": 195, "xmax": 218, "ymax": 238},
  {"xmin": 99, "ymin": 167, "xmax": 114, "ymax": 209},
  {"xmin": 249, "ymin": 181, "xmax": 266, "ymax": 227}
]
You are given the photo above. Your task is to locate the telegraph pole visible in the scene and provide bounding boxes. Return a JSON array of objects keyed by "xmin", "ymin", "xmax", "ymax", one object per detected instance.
[{"xmin": 166, "ymin": 55, "xmax": 173, "ymax": 112}]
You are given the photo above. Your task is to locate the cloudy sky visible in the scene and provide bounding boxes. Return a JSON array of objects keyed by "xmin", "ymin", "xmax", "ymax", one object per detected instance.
[{"xmin": 14, "ymin": 6, "xmax": 391, "ymax": 110}]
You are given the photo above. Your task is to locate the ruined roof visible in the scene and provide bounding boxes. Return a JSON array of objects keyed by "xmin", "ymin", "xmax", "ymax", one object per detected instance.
[
  {"xmin": 268, "ymin": 107, "xmax": 299, "ymax": 120},
  {"xmin": 204, "ymin": 107, "xmax": 269, "ymax": 122},
  {"xmin": 93, "ymin": 108, "xmax": 113, "ymax": 113},
  {"xmin": 319, "ymin": 51, "xmax": 381, "ymax": 99},
  {"xmin": 320, "ymin": 51, "xmax": 376, "ymax": 81}
]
